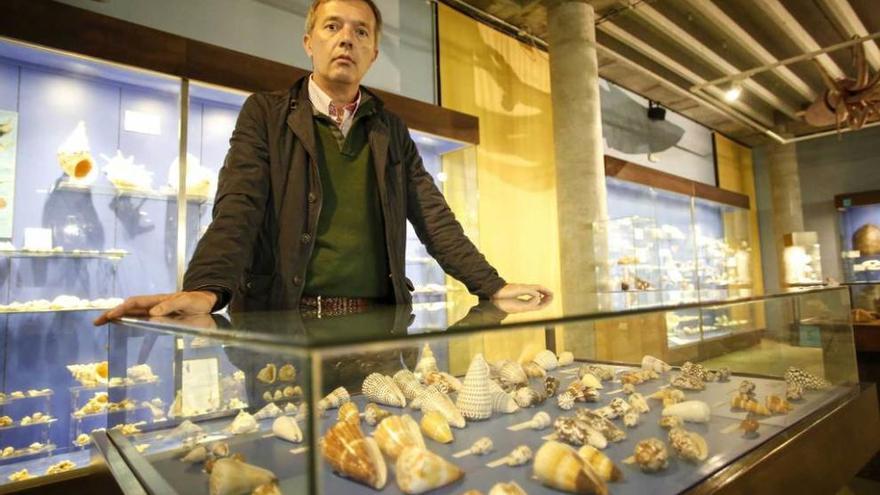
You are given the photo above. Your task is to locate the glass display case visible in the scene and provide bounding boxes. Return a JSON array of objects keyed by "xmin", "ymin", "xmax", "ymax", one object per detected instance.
[
  {"xmin": 782, "ymin": 232, "xmax": 824, "ymax": 287},
  {"xmin": 837, "ymin": 192, "xmax": 880, "ymax": 283},
  {"xmin": 12, "ymin": 287, "xmax": 855, "ymax": 495}
]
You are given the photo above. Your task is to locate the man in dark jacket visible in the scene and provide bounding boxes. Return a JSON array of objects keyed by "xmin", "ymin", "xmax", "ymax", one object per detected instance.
[{"xmin": 95, "ymin": 0, "xmax": 550, "ymax": 324}]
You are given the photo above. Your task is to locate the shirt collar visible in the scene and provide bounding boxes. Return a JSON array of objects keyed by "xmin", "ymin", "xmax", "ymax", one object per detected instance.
[{"xmin": 308, "ymin": 74, "xmax": 361, "ymax": 121}]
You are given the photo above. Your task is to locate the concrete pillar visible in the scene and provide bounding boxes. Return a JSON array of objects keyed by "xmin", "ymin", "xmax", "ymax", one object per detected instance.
[
  {"xmin": 767, "ymin": 141, "xmax": 805, "ymax": 289},
  {"xmin": 547, "ymin": 0, "xmax": 608, "ymax": 312}
]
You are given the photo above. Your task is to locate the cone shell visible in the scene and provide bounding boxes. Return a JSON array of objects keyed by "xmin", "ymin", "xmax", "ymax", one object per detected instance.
[
  {"xmin": 533, "ymin": 350, "xmax": 559, "ymax": 371},
  {"xmin": 362, "ymin": 373, "xmax": 406, "ymax": 408},
  {"xmin": 641, "ymin": 355, "xmax": 672, "ymax": 373},
  {"xmin": 395, "ymin": 447, "xmax": 463, "ymax": 494},
  {"xmin": 374, "ymin": 415, "xmax": 425, "ymax": 460},
  {"xmin": 420, "ymin": 411, "xmax": 453, "ymax": 444},
  {"xmin": 415, "ymin": 386, "xmax": 466, "ymax": 428},
  {"xmin": 365, "ymin": 403, "xmax": 391, "ymax": 426},
  {"xmin": 577, "ymin": 445, "xmax": 622, "ymax": 482},
  {"xmin": 278, "ymin": 364, "xmax": 296, "ymax": 382},
  {"xmin": 498, "ymin": 361, "xmax": 528, "ymax": 387},
  {"xmin": 338, "ymin": 402, "xmax": 360, "ymax": 424},
  {"xmin": 320, "ymin": 420, "xmax": 387, "ymax": 489},
  {"xmin": 414, "ymin": 343, "xmax": 438, "ymax": 378},
  {"xmin": 533, "ymin": 441, "xmax": 608, "ymax": 495},
  {"xmin": 209, "ymin": 458, "xmax": 276, "ymax": 495},
  {"xmin": 455, "ymin": 354, "xmax": 493, "ymax": 420},
  {"xmin": 668, "ymin": 428, "xmax": 708, "ymax": 463},
  {"xmin": 393, "ymin": 370, "xmax": 425, "ymax": 402},
  {"xmin": 662, "ymin": 400, "xmax": 711, "ymax": 423},
  {"xmin": 580, "ymin": 373, "xmax": 603, "ymax": 389},
  {"xmin": 272, "ymin": 415, "xmax": 303, "ymax": 443},
  {"xmin": 257, "ymin": 364, "xmax": 276, "ymax": 384},
  {"xmin": 558, "ymin": 351, "xmax": 575, "ymax": 366},
  {"xmin": 319, "ymin": 387, "xmax": 350, "ymax": 411}
]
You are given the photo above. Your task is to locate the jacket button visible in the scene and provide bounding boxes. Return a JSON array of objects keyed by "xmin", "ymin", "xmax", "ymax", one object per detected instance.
[
  {"xmin": 301, "ymin": 233, "xmax": 312, "ymax": 244},
  {"xmin": 293, "ymin": 276, "xmax": 302, "ymax": 286},
  {"xmin": 308, "ymin": 193, "xmax": 317, "ymax": 203}
]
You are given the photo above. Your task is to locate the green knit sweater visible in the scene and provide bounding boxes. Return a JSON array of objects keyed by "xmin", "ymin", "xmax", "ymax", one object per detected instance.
[{"xmin": 304, "ymin": 112, "xmax": 390, "ymax": 298}]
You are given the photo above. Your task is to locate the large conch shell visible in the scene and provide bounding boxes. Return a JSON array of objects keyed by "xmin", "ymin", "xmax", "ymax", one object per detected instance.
[
  {"xmin": 420, "ymin": 411, "xmax": 453, "ymax": 444},
  {"xmin": 318, "ymin": 387, "xmax": 350, "ymax": 413},
  {"xmin": 208, "ymin": 458, "xmax": 276, "ymax": 495},
  {"xmin": 534, "ymin": 441, "xmax": 608, "ymax": 495},
  {"xmin": 577, "ymin": 445, "xmax": 622, "ymax": 482},
  {"xmin": 320, "ymin": 420, "xmax": 387, "ymax": 489},
  {"xmin": 57, "ymin": 121, "xmax": 94, "ymax": 179},
  {"xmin": 395, "ymin": 446, "xmax": 464, "ymax": 494},
  {"xmin": 393, "ymin": 370, "xmax": 425, "ymax": 402},
  {"xmin": 532, "ymin": 350, "xmax": 559, "ymax": 371},
  {"xmin": 414, "ymin": 343, "xmax": 438, "ymax": 379},
  {"xmin": 414, "ymin": 385, "xmax": 465, "ymax": 428},
  {"xmin": 661, "ymin": 400, "xmax": 711, "ymax": 423},
  {"xmin": 363, "ymin": 373, "xmax": 407, "ymax": 408},
  {"xmin": 272, "ymin": 415, "xmax": 303, "ymax": 443},
  {"xmin": 455, "ymin": 354, "xmax": 493, "ymax": 420},
  {"xmin": 374, "ymin": 415, "xmax": 425, "ymax": 460},
  {"xmin": 257, "ymin": 364, "xmax": 276, "ymax": 384}
]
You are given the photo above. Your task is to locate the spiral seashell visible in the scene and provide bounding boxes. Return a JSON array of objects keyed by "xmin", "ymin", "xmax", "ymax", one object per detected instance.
[
  {"xmin": 579, "ymin": 373, "xmax": 603, "ymax": 390},
  {"xmin": 641, "ymin": 355, "xmax": 671, "ymax": 373},
  {"xmin": 668, "ymin": 427, "xmax": 708, "ymax": 463},
  {"xmin": 529, "ymin": 411, "xmax": 552, "ymax": 430},
  {"xmin": 625, "ymin": 438, "xmax": 668, "ymax": 472},
  {"xmin": 628, "ymin": 392, "xmax": 650, "ymax": 413},
  {"xmin": 533, "ymin": 441, "xmax": 607, "ymax": 495},
  {"xmin": 414, "ymin": 385, "xmax": 466, "ymax": 428},
  {"xmin": 786, "ymin": 381, "xmax": 805, "ymax": 401},
  {"xmin": 740, "ymin": 413, "xmax": 760, "ymax": 435},
  {"xmin": 338, "ymin": 402, "xmax": 360, "ymax": 424},
  {"xmin": 532, "ymin": 350, "xmax": 558, "ymax": 371},
  {"xmin": 395, "ymin": 447, "xmax": 463, "ymax": 494},
  {"xmin": 456, "ymin": 354, "xmax": 493, "ymax": 420},
  {"xmin": 705, "ymin": 367, "xmax": 730, "ymax": 382},
  {"xmin": 488, "ymin": 481, "xmax": 528, "ymax": 495},
  {"xmin": 659, "ymin": 415, "xmax": 683, "ymax": 429},
  {"xmin": 209, "ymin": 458, "xmax": 277, "ymax": 495},
  {"xmin": 470, "ymin": 437, "xmax": 494, "ymax": 455},
  {"xmin": 318, "ymin": 387, "xmax": 350, "ymax": 413},
  {"xmin": 414, "ymin": 343, "xmax": 438, "ymax": 380},
  {"xmin": 623, "ymin": 409, "xmax": 640, "ymax": 428},
  {"xmin": 523, "ymin": 361, "xmax": 546, "ymax": 378},
  {"xmin": 557, "ymin": 351, "xmax": 575, "ymax": 367},
  {"xmin": 513, "ymin": 386, "xmax": 542, "ymax": 408},
  {"xmin": 579, "ymin": 364, "xmax": 614, "ymax": 382},
  {"xmin": 663, "ymin": 400, "xmax": 712, "ymax": 423},
  {"xmin": 498, "ymin": 361, "xmax": 528, "ymax": 387},
  {"xmin": 730, "ymin": 394, "xmax": 771, "ymax": 415},
  {"xmin": 566, "ymin": 381, "xmax": 600, "ymax": 403},
  {"xmin": 420, "ymin": 411, "xmax": 453, "ymax": 444},
  {"xmin": 277, "ymin": 364, "xmax": 296, "ymax": 382},
  {"xmin": 224, "ymin": 411, "xmax": 258, "ymax": 435},
  {"xmin": 393, "ymin": 370, "xmax": 426, "ymax": 402},
  {"xmin": 272, "ymin": 415, "xmax": 303, "ymax": 443},
  {"xmin": 422, "ymin": 372, "xmax": 450, "ymax": 394},
  {"xmin": 320, "ymin": 420, "xmax": 387, "ymax": 489},
  {"xmin": 784, "ymin": 366, "xmax": 830, "ymax": 390},
  {"xmin": 364, "ymin": 403, "xmax": 391, "ymax": 426},
  {"xmin": 544, "ymin": 376, "xmax": 560, "ymax": 398},
  {"xmin": 488, "ymin": 380, "xmax": 519, "ymax": 414},
  {"xmin": 738, "ymin": 379, "xmax": 757, "ymax": 398},
  {"xmin": 256, "ymin": 364, "xmax": 276, "ymax": 384},
  {"xmin": 253, "ymin": 402, "xmax": 282, "ymax": 420},
  {"xmin": 765, "ymin": 394, "xmax": 793, "ymax": 414},
  {"xmin": 680, "ymin": 361, "xmax": 707, "ymax": 381},
  {"xmin": 374, "ymin": 415, "xmax": 425, "ymax": 461},
  {"xmin": 557, "ymin": 392, "xmax": 575, "ymax": 410},
  {"xmin": 363, "ymin": 373, "xmax": 407, "ymax": 408},
  {"xmin": 648, "ymin": 387, "xmax": 685, "ymax": 407},
  {"xmin": 507, "ymin": 445, "xmax": 533, "ymax": 466},
  {"xmin": 577, "ymin": 445, "xmax": 622, "ymax": 482},
  {"xmin": 553, "ymin": 417, "xmax": 607, "ymax": 449},
  {"xmin": 575, "ymin": 409, "xmax": 626, "ymax": 443},
  {"xmin": 670, "ymin": 373, "xmax": 704, "ymax": 391},
  {"xmin": 622, "ymin": 383, "xmax": 636, "ymax": 395}
]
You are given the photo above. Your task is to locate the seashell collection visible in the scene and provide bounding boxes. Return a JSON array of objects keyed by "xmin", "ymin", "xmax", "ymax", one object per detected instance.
[
  {"xmin": 670, "ymin": 373, "xmax": 705, "ymax": 391},
  {"xmin": 533, "ymin": 441, "xmax": 607, "ymax": 495},
  {"xmin": 420, "ymin": 410, "xmax": 454, "ymax": 444},
  {"xmin": 364, "ymin": 403, "xmax": 391, "ymax": 426},
  {"xmin": 396, "ymin": 446, "xmax": 463, "ymax": 494},
  {"xmin": 577, "ymin": 444, "xmax": 622, "ymax": 482},
  {"xmin": 362, "ymin": 373, "xmax": 407, "ymax": 408},
  {"xmin": 784, "ymin": 366, "xmax": 831, "ymax": 391},
  {"xmin": 456, "ymin": 354, "xmax": 493, "ymax": 420},
  {"xmin": 662, "ymin": 400, "xmax": 711, "ymax": 423},
  {"xmin": 374, "ymin": 415, "xmax": 426, "ymax": 460},
  {"xmin": 625, "ymin": 437, "xmax": 669, "ymax": 472},
  {"xmin": 580, "ymin": 364, "xmax": 615, "ymax": 382},
  {"xmin": 668, "ymin": 427, "xmax": 709, "ymax": 463}
]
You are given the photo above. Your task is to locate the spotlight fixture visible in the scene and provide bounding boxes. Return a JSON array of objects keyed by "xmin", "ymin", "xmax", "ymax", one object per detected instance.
[
  {"xmin": 724, "ymin": 81, "xmax": 743, "ymax": 102},
  {"xmin": 647, "ymin": 100, "xmax": 666, "ymax": 121}
]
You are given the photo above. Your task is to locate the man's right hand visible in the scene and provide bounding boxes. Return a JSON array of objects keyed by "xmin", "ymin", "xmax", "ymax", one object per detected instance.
[{"xmin": 93, "ymin": 291, "xmax": 218, "ymax": 326}]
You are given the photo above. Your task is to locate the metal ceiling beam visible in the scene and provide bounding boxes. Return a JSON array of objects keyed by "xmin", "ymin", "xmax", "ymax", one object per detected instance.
[
  {"xmin": 756, "ymin": 0, "xmax": 846, "ymax": 80},
  {"xmin": 598, "ymin": 22, "xmax": 775, "ymax": 127},
  {"xmin": 680, "ymin": 0, "xmax": 816, "ymax": 102},
  {"xmin": 626, "ymin": 2, "xmax": 800, "ymax": 119},
  {"xmin": 818, "ymin": 0, "xmax": 880, "ymax": 71}
]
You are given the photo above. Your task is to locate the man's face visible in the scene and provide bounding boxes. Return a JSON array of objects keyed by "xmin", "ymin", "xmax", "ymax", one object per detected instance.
[{"xmin": 303, "ymin": 0, "xmax": 379, "ymax": 88}]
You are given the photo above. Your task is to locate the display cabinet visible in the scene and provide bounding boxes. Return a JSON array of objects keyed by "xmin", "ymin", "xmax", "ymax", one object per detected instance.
[
  {"xmin": 836, "ymin": 190, "xmax": 880, "ymax": 283},
  {"xmin": 27, "ymin": 287, "xmax": 864, "ymax": 495},
  {"xmin": 782, "ymin": 232, "xmax": 823, "ymax": 287}
]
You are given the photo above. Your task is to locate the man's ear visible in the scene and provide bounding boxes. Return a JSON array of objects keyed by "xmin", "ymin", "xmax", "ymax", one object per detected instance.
[{"xmin": 303, "ymin": 33, "xmax": 313, "ymax": 58}]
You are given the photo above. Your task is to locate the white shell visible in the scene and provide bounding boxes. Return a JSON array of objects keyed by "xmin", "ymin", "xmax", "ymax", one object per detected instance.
[
  {"xmin": 416, "ymin": 385, "xmax": 466, "ymax": 428},
  {"xmin": 557, "ymin": 392, "xmax": 575, "ymax": 410},
  {"xmin": 209, "ymin": 458, "xmax": 276, "ymax": 495},
  {"xmin": 529, "ymin": 411, "xmax": 551, "ymax": 430},
  {"xmin": 395, "ymin": 447, "xmax": 463, "ymax": 494},
  {"xmin": 580, "ymin": 373, "xmax": 604, "ymax": 389},
  {"xmin": 641, "ymin": 355, "xmax": 672, "ymax": 373},
  {"xmin": 623, "ymin": 409, "xmax": 640, "ymax": 427},
  {"xmin": 498, "ymin": 361, "xmax": 527, "ymax": 387},
  {"xmin": 662, "ymin": 400, "xmax": 711, "ymax": 423},
  {"xmin": 318, "ymin": 387, "xmax": 350, "ymax": 412},
  {"xmin": 414, "ymin": 343, "xmax": 438, "ymax": 379},
  {"xmin": 254, "ymin": 402, "xmax": 283, "ymax": 420},
  {"xmin": 489, "ymin": 380, "xmax": 520, "ymax": 414},
  {"xmin": 628, "ymin": 392, "xmax": 650, "ymax": 413},
  {"xmin": 557, "ymin": 351, "xmax": 574, "ymax": 366},
  {"xmin": 272, "ymin": 415, "xmax": 303, "ymax": 443},
  {"xmin": 393, "ymin": 370, "xmax": 426, "ymax": 402},
  {"xmin": 532, "ymin": 350, "xmax": 558, "ymax": 371},
  {"xmin": 362, "ymin": 373, "xmax": 407, "ymax": 408},
  {"xmin": 224, "ymin": 411, "xmax": 258, "ymax": 435},
  {"xmin": 455, "ymin": 354, "xmax": 493, "ymax": 420},
  {"xmin": 257, "ymin": 364, "xmax": 277, "ymax": 384}
]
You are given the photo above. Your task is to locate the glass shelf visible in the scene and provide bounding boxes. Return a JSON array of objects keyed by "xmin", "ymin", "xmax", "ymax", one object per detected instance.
[
  {"xmin": 0, "ymin": 418, "xmax": 57, "ymax": 432},
  {"xmin": 49, "ymin": 181, "xmax": 213, "ymax": 205},
  {"xmin": 69, "ymin": 378, "xmax": 160, "ymax": 396},
  {"xmin": 0, "ymin": 392, "xmax": 53, "ymax": 405},
  {"xmin": 0, "ymin": 249, "xmax": 129, "ymax": 261}
]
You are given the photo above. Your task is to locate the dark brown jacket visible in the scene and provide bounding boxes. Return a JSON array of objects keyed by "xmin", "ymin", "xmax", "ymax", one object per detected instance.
[{"xmin": 182, "ymin": 76, "xmax": 506, "ymax": 311}]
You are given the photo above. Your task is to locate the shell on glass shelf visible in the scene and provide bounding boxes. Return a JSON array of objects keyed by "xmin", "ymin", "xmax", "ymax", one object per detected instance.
[
  {"xmin": 374, "ymin": 415, "xmax": 425, "ymax": 461},
  {"xmin": 766, "ymin": 395, "xmax": 793, "ymax": 414},
  {"xmin": 532, "ymin": 350, "xmax": 559, "ymax": 371},
  {"xmin": 784, "ymin": 366, "xmax": 830, "ymax": 390},
  {"xmin": 786, "ymin": 381, "xmax": 805, "ymax": 401},
  {"xmin": 659, "ymin": 415, "xmax": 684, "ymax": 430},
  {"xmin": 506, "ymin": 445, "xmax": 533, "ymax": 466},
  {"xmin": 575, "ymin": 410, "xmax": 626, "ymax": 443},
  {"xmin": 209, "ymin": 458, "xmax": 277, "ymax": 495},
  {"xmin": 533, "ymin": 441, "xmax": 607, "ymax": 495},
  {"xmin": 680, "ymin": 361, "xmax": 708, "ymax": 381},
  {"xmin": 395, "ymin": 446, "xmax": 463, "ymax": 495},
  {"xmin": 272, "ymin": 415, "xmax": 303, "ymax": 443},
  {"xmin": 624, "ymin": 438, "xmax": 668, "ymax": 472},
  {"xmin": 553, "ymin": 417, "xmax": 607, "ymax": 449},
  {"xmin": 393, "ymin": 370, "xmax": 425, "ymax": 402},
  {"xmin": 577, "ymin": 445, "xmax": 622, "ymax": 482},
  {"xmin": 662, "ymin": 400, "xmax": 711, "ymax": 423},
  {"xmin": 364, "ymin": 403, "xmax": 391, "ymax": 427},
  {"xmin": 181, "ymin": 445, "xmax": 208, "ymax": 463},
  {"xmin": 363, "ymin": 373, "xmax": 407, "ymax": 408},
  {"xmin": 854, "ymin": 224, "xmax": 880, "ymax": 256},
  {"xmin": 420, "ymin": 411, "xmax": 453, "ymax": 444},
  {"xmin": 416, "ymin": 385, "xmax": 466, "ymax": 428},
  {"xmin": 628, "ymin": 393, "xmax": 650, "ymax": 413},
  {"xmin": 557, "ymin": 351, "xmax": 575, "ymax": 367},
  {"xmin": 566, "ymin": 381, "xmax": 600, "ymax": 403},
  {"xmin": 738, "ymin": 379, "xmax": 757, "ymax": 398},
  {"xmin": 498, "ymin": 361, "xmax": 528, "ymax": 387},
  {"xmin": 254, "ymin": 402, "xmax": 283, "ymax": 420},
  {"xmin": 318, "ymin": 387, "xmax": 350, "ymax": 413},
  {"xmin": 257, "ymin": 364, "xmax": 276, "ymax": 384},
  {"xmin": 731, "ymin": 394, "xmax": 771, "ymax": 415},
  {"xmin": 579, "ymin": 373, "xmax": 604, "ymax": 390},
  {"xmin": 649, "ymin": 388, "xmax": 685, "ymax": 407},
  {"xmin": 513, "ymin": 386, "xmax": 544, "ymax": 408},
  {"xmin": 523, "ymin": 361, "xmax": 547, "ymax": 378},
  {"xmin": 670, "ymin": 373, "xmax": 705, "ymax": 391},
  {"xmin": 338, "ymin": 402, "xmax": 360, "ymax": 424},
  {"xmin": 529, "ymin": 411, "xmax": 552, "ymax": 430},
  {"xmin": 488, "ymin": 481, "xmax": 528, "ymax": 495},
  {"xmin": 488, "ymin": 380, "xmax": 519, "ymax": 414},
  {"xmin": 544, "ymin": 376, "xmax": 560, "ymax": 398},
  {"xmin": 456, "ymin": 354, "xmax": 493, "ymax": 420},
  {"xmin": 224, "ymin": 411, "xmax": 258, "ymax": 435},
  {"xmin": 705, "ymin": 367, "xmax": 730, "ymax": 382},
  {"xmin": 668, "ymin": 427, "xmax": 708, "ymax": 463},
  {"xmin": 424, "ymin": 371, "xmax": 461, "ymax": 394},
  {"xmin": 277, "ymin": 364, "xmax": 296, "ymax": 382},
  {"xmin": 579, "ymin": 365, "xmax": 614, "ymax": 382},
  {"xmin": 414, "ymin": 343, "xmax": 438, "ymax": 379},
  {"xmin": 623, "ymin": 409, "xmax": 640, "ymax": 428},
  {"xmin": 557, "ymin": 392, "xmax": 575, "ymax": 411},
  {"xmin": 320, "ymin": 420, "xmax": 387, "ymax": 489},
  {"xmin": 641, "ymin": 355, "xmax": 672, "ymax": 373}
]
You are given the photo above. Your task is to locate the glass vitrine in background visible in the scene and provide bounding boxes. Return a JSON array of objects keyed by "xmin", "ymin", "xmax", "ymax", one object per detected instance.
[{"xmin": 837, "ymin": 193, "xmax": 880, "ymax": 283}]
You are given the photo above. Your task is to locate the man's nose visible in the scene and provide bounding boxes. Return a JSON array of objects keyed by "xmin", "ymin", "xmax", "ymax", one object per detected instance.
[{"xmin": 338, "ymin": 25, "xmax": 354, "ymax": 48}]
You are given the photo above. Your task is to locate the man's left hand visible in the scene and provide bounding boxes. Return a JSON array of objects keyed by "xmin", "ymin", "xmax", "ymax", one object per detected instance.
[{"xmin": 492, "ymin": 283, "xmax": 553, "ymax": 301}]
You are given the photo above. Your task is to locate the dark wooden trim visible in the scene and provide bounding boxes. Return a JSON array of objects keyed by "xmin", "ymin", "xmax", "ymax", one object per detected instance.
[
  {"xmin": 835, "ymin": 190, "xmax": 880, "ymax": 209},
  {"xmin": 855, "ymin": 323, "xmax": 880, "ymax": 352},
  {"xmin": 605, "ymin": 155, "xmax": 751, "ymax": 209},
  {"xmin": 0, "ymin": 0, "xmax": 479, "ymax": 145}
]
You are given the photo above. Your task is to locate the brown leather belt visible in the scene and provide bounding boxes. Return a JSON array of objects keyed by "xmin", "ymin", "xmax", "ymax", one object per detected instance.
[{"xmin": 300, "ymin": 295, "xmax": 373, "ymax": 317}]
